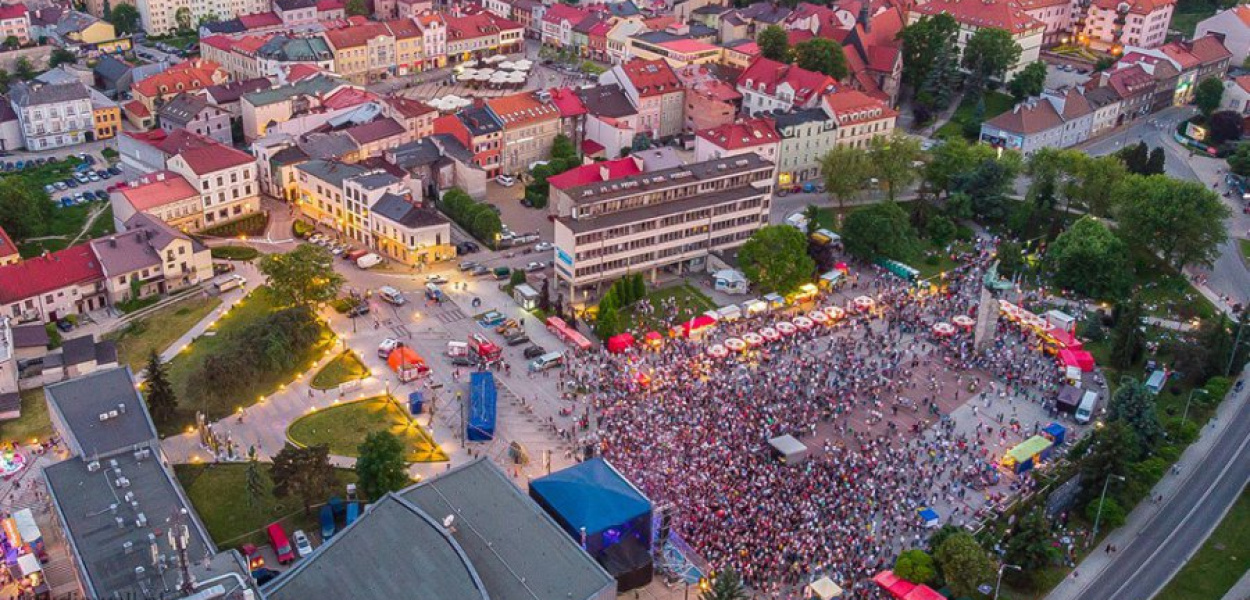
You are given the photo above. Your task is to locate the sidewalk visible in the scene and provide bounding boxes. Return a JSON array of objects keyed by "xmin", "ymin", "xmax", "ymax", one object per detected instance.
[
  {"xmin": 1044, "ymin": 366, "xmax": 1250, "ymax": 600},
  {"xmin": 1223, "ymin": 570, "xmax": 1250, "ymax": 600}
]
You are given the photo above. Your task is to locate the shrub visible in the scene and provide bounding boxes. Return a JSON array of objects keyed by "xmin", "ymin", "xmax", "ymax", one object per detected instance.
[
  {"xmin": 293, "ymin": 220, "xmax": 314, "ymax": 239},
  {"xmin": 44, "ymin": 323, "xmax": 62, "ymax": 349},
  {"xmin": 202, "ymin": 213, "xmax": 269, "ymax": 238},
  {"xmin": 210, "ymin": 245, "xmax": 259, "ymax": 261},
  {"xmin": 1084, "ymin": 497, "xmax": 1125, "ymax": 529}
]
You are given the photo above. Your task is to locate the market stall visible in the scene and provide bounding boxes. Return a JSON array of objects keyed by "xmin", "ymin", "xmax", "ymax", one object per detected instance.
[
  {"xmin": 760, "ymin": 327, "xmax": 780, "ymax": 342},
  {"xmin": 809, "ymin": 311, "xmax": 829, "ymax": 325},
  {"xmin": 793, "ymin": 316, "xmax": 814, "ymax": 331},
  {"xmin": 724, "ymin": 338, "xmax": 746, "ymax": 352},
  {"xmin": 931, "ymin": 322, "xmax": 955, "ymax": 337},
  {"xmin": 743, "ymin": 332, "xmax": 764, "ymax": 347},
  {"xmin": 607, "ymin": 333, "xmax": 635, "ymax": 354},
  {"xmin": 823, "ymin": 306, "xmax": 845, "ymax": 321},
  {"xmin": 1001, "ymin": 435, "xmax": 1054, "ymax": 474},
  {"xmin": 776, "ymin": 321, "xmax": 797, "ymax": 336},
  {"xmin": 853, "ymin": 296, "xmax": 875, "ymax": 312},
  {"xmin": 707, "ymin": 344, "xmax": 728, "ymax": 359},
  {"xmin": 952, "ymin": 315, "xmax": 975, "ymax": 329}
]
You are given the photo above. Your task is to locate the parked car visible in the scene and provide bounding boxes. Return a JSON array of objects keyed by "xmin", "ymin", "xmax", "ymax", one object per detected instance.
[
  {"xmin": 43, "ymin": 184, "xmax": 55, "ymax": 193},
  {"xmin": 347, "ymin": 302, "xmax": 370, "ymax": 318},
  {"xmin": 240, "ymin": 544, "xmax": 265, "ymax": 570},
  {"xmin": 523, "ymin": 345, "xmax": 546, "ymax": 359},
  {"xmin": 495, "ymin": 174, "xmax": 516, "ymax": 187},
  {"xmin": 266, "ymin": 523, "xmax": 296, "ymax": 565},
  {"xmin": 534, "ymin": 242, "xmax": 554, "ymax": 252},
  {"xmin": 458, "ymin": 261, "xmax": 478, "ymax": 271},
  {"xmin": 292, "ymin": 530, "xmax": 313, "ymax": 558},
  {"xmin": 525, "ymin": 261, "xmax": 544, "ymax": 272},
  {"xmin": 378, "ymin": 286, "xmax": 406, "ymax": 305},
  {"xmin": 55, "ymin": 181, "xmax": 67, "ymax": 190},
  {"xmin": 450, "ymin": 355, "xmax": 476, "ymax": 367},
  {"xmin": 505, "ymin": 333, "xmax": 530, "ymax": 346},
  {"xmin": 471, "ymin": 265, "xmax": 490, "ymax": 277},
  {"xmin": 107, "ymin": 166, "xmax": 121, "ymax": 176},
  {"xmin": 94, "ymin": 189, "xmax": 109, "ymax": 201},
  {"xmin": 65, "ymin": 179, "xmax": 78, "ymax": 188},
  {"xmin": 378, "ymin": 338, "xmax": 399, "ymax": 358},
  {"xmin": 425, "ymin": 274, "xmax": 447, "ymax": 285}
]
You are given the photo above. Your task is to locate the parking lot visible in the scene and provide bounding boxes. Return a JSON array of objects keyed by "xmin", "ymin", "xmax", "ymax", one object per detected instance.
[{"xmin": 39, "ymin": 156, "xmax": 124, "ymax": 208}]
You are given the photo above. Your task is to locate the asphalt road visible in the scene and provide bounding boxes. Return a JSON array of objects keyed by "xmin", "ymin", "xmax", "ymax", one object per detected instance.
[{"xmin": 1075, "ymin": 385, "xmax": 1250, "ymax": 600}]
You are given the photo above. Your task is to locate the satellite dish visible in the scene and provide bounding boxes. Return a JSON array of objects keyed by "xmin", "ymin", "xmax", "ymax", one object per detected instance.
[{"xmin": 443, "ymin": 515, "xmax": 455, "ymax": 529}]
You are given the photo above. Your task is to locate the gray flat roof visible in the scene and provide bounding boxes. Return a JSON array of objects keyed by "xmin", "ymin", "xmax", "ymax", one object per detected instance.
[
  {"xmin": 401, "ymin": 459, "xmax": 615, "ymax": 600},
  {"xmin": 558, "ymin": 184, "xmax": 767, "ymax": 234},
  {"xmin": 263, "ymin": 494, "xmax": 489, "ymax": 600},
  {"xmin": 44, "ymin": 450, "xmax": 214, "ymax": 600},
  {"xmin": 45, "ymin": 367, "xmax": 158, "ymax": 458},
  {"xmin": 564, "ymin": 153, "xmax": 773, "ymax": 204}
]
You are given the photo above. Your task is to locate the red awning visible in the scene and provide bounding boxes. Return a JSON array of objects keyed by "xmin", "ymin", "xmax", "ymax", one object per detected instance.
[
  {"xmin": 903, "ymin": 586, "xmax": 947, "ymax": 600},
  {"xmin": 607, "ymin": 333, "xmax": 635, "ymax": 353},
  {"xmin": 644, "ymin": 331, "xmax": 662, "ymax": 341},
  {"xmin": 1072, "ymin": 350, "xmax": 1096, "ymax": 372},
  {"xmin": 1059, "ymin": 348, "xmax": 1080, "ymax": 368},
  {"xmin": 676, "ymin": 315, "xmax": 717, "ymax": 337},
  {"xmin": 1050, "ymin": 327, "xmax": 1082, "ymax": 350}
]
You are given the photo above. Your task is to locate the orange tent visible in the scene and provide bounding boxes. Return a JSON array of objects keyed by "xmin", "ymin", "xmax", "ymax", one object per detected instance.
[{"xmin": 387, "ymin": 346, "xmax": 429, "ymax": 382}]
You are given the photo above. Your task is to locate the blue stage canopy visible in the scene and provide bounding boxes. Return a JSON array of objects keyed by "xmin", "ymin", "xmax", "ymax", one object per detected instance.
[{"xmin": 530, "ymin": 458, "xmax": 652, "ymax": 536}]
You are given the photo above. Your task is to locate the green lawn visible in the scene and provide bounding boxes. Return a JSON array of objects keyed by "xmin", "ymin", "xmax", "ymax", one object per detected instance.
[
  {"xmin": 109, "ymin": 295, "xmax": 222, "ymax": 371},
  {"xmin": 287, "ymin": 397, "xmax": 448, "ymax": 463},
  {"xmin": 1170, "ymin": 5, "xmax": 1217, "ymax": 37},
  {"xmin": 18, "ymin": 203, "xmax": 115, "ymax": 258},
  {"xmin": 162, "ymin": 287, "xmax": 332, "ymax": 435},
  {"xmin": 1131, "ymin": 254, "xmax": 1216, "ymax": 322},
  {"xmin": 936, "ymin": 91, "xmax": 1014, "ymax": 141},
  {"xmin": 0, "ymin": 389, "xmax": 54, "ymax": 444},
  {"xmin": 1158, "ymin": 490, "xmax": 1250, "ymax": 600},
  {"xmin": 310, "ymin": 351, "xmax": 369, "ymax": 390},
  {"xmin": 614, "ymin": 283, "xmax": 717, "ymax": 334},
  {"xmin": 3, "ymin": 156, "xmax": 84, "ymax": 188},
  {"xmin": 1240, "ymin": 239, "xmax": 1249, "ymax": 263},
  {"xmin": 174, "ymin": 463, "xmax": 358, "ymax": 549},
  {"xmin": 211, "ymin": 245, "xmax": 260, "ymax": 261}
]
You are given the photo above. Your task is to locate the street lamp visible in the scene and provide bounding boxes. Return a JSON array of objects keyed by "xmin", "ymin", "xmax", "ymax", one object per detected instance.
[
  {"xmin": 1089, "ymin": 474, "xmax": 1126, "ymax": 547},
  {"xmin": 1181, "ymin": 388, "xmax": 1208, "ymax": 427},
  {"xmin": 993, "ymin": 564, "xmax": 1022, "ymax": 600}
]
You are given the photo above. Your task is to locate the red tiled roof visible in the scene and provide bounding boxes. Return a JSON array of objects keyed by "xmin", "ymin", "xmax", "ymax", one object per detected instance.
[
  {"xmin": 581, "ymin": 139, "xmax": 605, "ymax": 155},
  {"xmin": 1091, "ymin": 0, "xmax": 1174, "ymax": 14},
  {"xmin": 909, "ymin": 0, "xmax": 1043, "ymax": 34},
  {"xmin": 786, "ymin": 29, "xmax": 814, "ymax": 45},
  {"xmin": 985, "ymin": 96, "xmax": 1064, "ymax": 134},
  {"xmin": 118, "ymin": 171, "xmax": 198, "ymax": 211},
  {"xmin": 1188, "ymin": 34, "xmax": 1233, "ymax": 64},
  {"xmin": 322, "ymin": 86, "xmax": 378, "ymax": 110},
  {"xmin": 658, "ymin": 38, "xmax": 719, "ymax": 53},
  {"xmin": 548, "ymin": 87, "xmax": 587, "ymax": 117},
  {"xmin": 737, "ymin": 57, "xmax": 837, "ymax": 106},
  {"xmin": 324, "ymin": 21, "xmax": 391, "ymax": 49},
  {"xmin": 697, "ymin": 117, "xmax": 780, "ymax": 150},
  {"xmin": 0, "ymin": 243, "xmax": 103, "ymax": 304},
  {"xmin": 123, "ymin": 100, "xmax": 151, "ymax": 118},
  {"xmin": 1107, "ymin": 64, "xmax": 1155, "ymax": 97},
  {"xmin": 386, "ymin": 18, "xmax": 422, "ymax": 39},
  {"xmin": 133, "ymin": 64, "xmax": 220, "ymax": 100},
  {"xmin": 0, "ymin": 3, "xmax": 27, "ymax": 20},
  {"xmin": 486, "ymin": 91, "xmax": 560, "ymax": 126},
  {"xmin": 619, "ymin": 58, "xmax": 682, "ymax": 97},
  {"xmin": 728, "ymin": 40, "xmax": 760, "ymax": 56},
  {"xmin": 822, "ymin": 89, "xmax": 898, "ymax": 124},
  {"xmin": 448, "ymin": 12, "xmax": 522, "ymax": 40},
  {"xmin": 543, "ymin": 3, "xmax": 588, "ymax": 25},
  {"xmin": 285, "ymin": 63, "xmax": 325, "ymax": 81},
  {"xmin": 317, "ymin": 0, "xmax": 344, "ymax": 10},
  {"xmin": 548, "ymin": 156, "xmax": 642, "ymax": 189},
  {"xmin": 1235, "ymin": 75, "xmax": 1250, "ymax": 94},
  {"xmin": 345, "ymin": 117, "xmax": 406, "ymax": 144},
  {"xmin": 1237, "ymin": 4, "xmax": 1250, "ymax": 28},
  {"xmin": 239, "ymin": 11, "xmax": 282, "ymax": 28},
  {"xmin": 692, "ymin": 79, "xmax": 742, "ymax": 102},
  {"xmin": 387, "ymin": 95, "xmax": 435, "ymax": 118},
  {"xmin": 170, "ymin": 131, "xmax": 255, "ymax": 175}
]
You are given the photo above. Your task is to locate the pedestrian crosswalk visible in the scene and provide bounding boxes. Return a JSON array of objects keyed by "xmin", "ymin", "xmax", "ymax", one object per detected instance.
[{"xmin": 432, "ymin": 308, "xmax": 466, "ymax": 324}]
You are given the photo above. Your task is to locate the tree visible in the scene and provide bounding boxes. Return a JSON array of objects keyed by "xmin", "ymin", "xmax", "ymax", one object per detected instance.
[
  {"xmin": 1045, "ymin": 216, "xmax": 1132, "ymax": 299},
  {"xmin": 13, "ymin": 57, "xmax": 33, "ymax": 81},
  {"xmin": 245, "ymin": 446, "xmax": 266, "ymax": 507},
  {"xmin": 918, "ymin": 40, "xmax": 960, "ymax": 111},
  {"xmin": 935, "ymin": 532, "xmax": 997, "ymax": 599},
  {"xmin": 961, "ymin": 27, "xmax": 1022, "ymax": 94},
  {"xmin": 893, "ymin": 549, "xmax": 937, "ymax": 584},
  {"xmin": 1194, "ymin": 77, "xmax": 1224, "ymax": 118},
  {"xmin": 794, "ymin": 38, "xmax": 848, "ymax": 79},
  {"xmin": 270, "ymin": 443, "xmax": 336, "ymax": 515},
  {"xmin": 107, "ymin": 3, "xmax": 140, "ymax": 33},
  {"xmin": 1003, "ymin": 508, "xmax": 1059, "ymax": 588},
  {"xmin": 1113, "ymin": 175, "xmax": 1230, "ymax": 269},
  {"xmin": 174, "ymin": 6, "xmax": 192, "ymax": 32},
  {"xmin": 1107, "ymin": 379, "xmax": 1163, "ymax": 453},
  {"xmin": 1084, "ymin": 496, "xmax": 1126, "ymax": 529},
  {"xmin": 356, "ymin": 431, "xmax": 409, "ymax": 501},
  {"xmin": 951, "ymin": 153, "xmax": 1021, "ymax": 221},
  {"xmin": 926, "ymin": 215, "xmax": 957, "ymax": 247},
  {"xmin": 1064, "ymin": 154, "xmax": 1127, "ymax": 216},
  {"xmin": 699, "ymin": 568, "xmax": 748, "ymax": 600},
  {"xmin": 630, "ymin": 132, "xmax": 651, "ymax": 153},
  {"xmin": 1108, "ymin": 300, "xmax": 1145, "ymax": 370},
  {"xmin": 821, "ymin": 145, "xmax": 873, "ymax": 211},
  {"xmin": 551, "ymin": 133, "xmax": 577, "ymax": 160},
  {"xmin": 842, "ymin": 201, "xmax": 919, "ymax": 260},
  {"xmin": 738, "ymin": 225, "xmax": 815, "ymax": 294},
  {"xmin": 2, "ymin": 36, "xmax": 17, "ymax": 50},
  {"xmin": 868, "ymin": 133, "xmax": 924, "ymax": 202},
  {"xmin": 898, "ymin": 13, "xmax": 959, "ymax": 91},
  {"xmin": 1115, "ymin": 141, "xmax": 1150, "ymax": 175},
  {"xmin": 49, "ymin": 48, "xmax": 77, "ymax": 68},
  {"xmin": 996, "ymin": 239, "xmax": 1025, "ymax": 280},
  {"xmin": 0, "ymin": 178, "xmax": 53, "ymax": 239},
  {"xmin": 143, "ymin": 349, "xmax": 177, "ymax": 425},
  {"xmin": 1207, "ymin": 110, "xmax": 1243, "ymax": 144},
  {"xmin": 197, "ymin": 12, "xmax": 219, "ymax": 26},
  {"xmin": 1008, "ymin": 61, "xmax": 1047, "ymax": 101},
  {"xmin": 346, "ymin": 0, "xmax": 368, "ymax": 15},
  {"xmin": 923, "ymin": 137, "xmax": 999, "ymax": 198},
  {"xmin": 1144, "ymin": 146, "xmax": 1166, "ymax": 175},
  {"xmin": 756, "ymin": 25, "xmax": 789, "ymax": 62},
  {"xmin": 1228, "ymin": 143, "xmax": 1250, "ymax": 177},
  {"xmin": 0, "ymin": 68, "xmax": 10, "ymax": 94},
  {"xmin": 259, "ymin": 244, "xmax": 345, "ymax": 307}
]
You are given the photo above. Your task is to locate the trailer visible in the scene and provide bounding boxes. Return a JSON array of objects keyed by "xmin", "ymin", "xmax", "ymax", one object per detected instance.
[
  {"xmin": 319, "ymin": 505, "xmax": 335, "ymax": 540},
  {"xmin": 467, "ymin": 371, "xmax": 497, "ymax": 442}
]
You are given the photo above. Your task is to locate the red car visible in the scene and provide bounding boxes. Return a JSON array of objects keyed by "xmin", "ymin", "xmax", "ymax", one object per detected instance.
[
  {"xmin": 267, "ymin": 523, "xmax": 296, "ymax": 565},
  {"xmin": 240, "ymin": 544, "xmax": 264, "ymax": 570}
]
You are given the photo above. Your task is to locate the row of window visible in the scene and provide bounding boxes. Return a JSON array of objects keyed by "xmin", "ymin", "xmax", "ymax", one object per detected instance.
[{"xmin": 574, "ymin": 196, "xmax": 765, "ymax": 247}]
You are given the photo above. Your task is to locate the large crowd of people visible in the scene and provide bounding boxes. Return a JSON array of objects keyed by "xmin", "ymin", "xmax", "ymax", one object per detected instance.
[{"xmin": 558, "ymin": 242, "xmax": 1072, "ymax": 596}]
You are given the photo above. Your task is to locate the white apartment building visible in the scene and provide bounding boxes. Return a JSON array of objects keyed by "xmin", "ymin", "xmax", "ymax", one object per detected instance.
[
  {"xmin": 9, "ymin": 81, "xmax": 93, "ymax": 150},
  {"xmin": 137, "ymin": 0, "xmax": 267, "ymax": 36},
  {"xmin": 552, "ymin": 154, "xmax": 774, "ymax": 302},
  {"xmin": 907, "ymin": 0, "xmax": 1045, "ymax": 78},
  {"xmin": 165, "ymin": 137, "xmax": 261, "ymax": 227},
  {"xmin": 773, "ymin": 108, "xmax": 837, "ymax": 187}
]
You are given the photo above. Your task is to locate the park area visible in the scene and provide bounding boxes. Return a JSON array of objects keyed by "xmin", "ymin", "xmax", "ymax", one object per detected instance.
[
  {"xmin": 108, "ymin": 295, "xmax": 222, "ymax": 371},
  {"xmin": 159, "ymin": 287, "xmax": 332, "ymax": 435},
  {"xmin": 0, "ymin": 389, "xmax": 53, "ymax": 445},
  {"xmin": 287, "ymin": 397, "xmax": 448, "ymax": 463},
  {"xmin": 310, "ymin": 352, "xmax": 369, "ymax": 390},
  {"xmin": 1158, "ymin": 490, "xmax": 1250, "ymax": 600},
  {"xmin": 614, "ymin": 283, "xmax": 716, "ymax": 334},
  {"xmin": 174, "ymin": 463, "xmax": 357, "ymax": 549},
  {"xmin": 935, "ymin": 91, "xmax": 1013, "ymax": 141}
]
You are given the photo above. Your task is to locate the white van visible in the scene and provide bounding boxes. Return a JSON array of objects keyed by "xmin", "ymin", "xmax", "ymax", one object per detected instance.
[
  {"xmin": 356, "ymin": 253, "xmax": 383, "ymax": 269},
  {"xmin": 528, "ymin": 351, "xmax": 564, "ymax": 372},
  {"xmin": 1075, "ymin": 391, "xmax": 1098, "ymax": 424},
  {"xmin": 446, "ymin": 341, "xmax": 469, "ymax": 357},
  {"xmin": 785, "ymin": 212, "xmax": 810, "ymax": 233},
  {"xmin": 378, "ymin": 286, "xmax": 405, "ymax": 305},
  {"xmin": 212, "ymin": 274, "xmax": 245, "ymax": 294}
]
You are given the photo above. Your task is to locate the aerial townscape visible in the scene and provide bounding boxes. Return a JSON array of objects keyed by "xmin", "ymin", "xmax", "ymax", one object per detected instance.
[{"xmin": 0, "ymin": 0, "xmax": 1247, "ymax": 597}]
